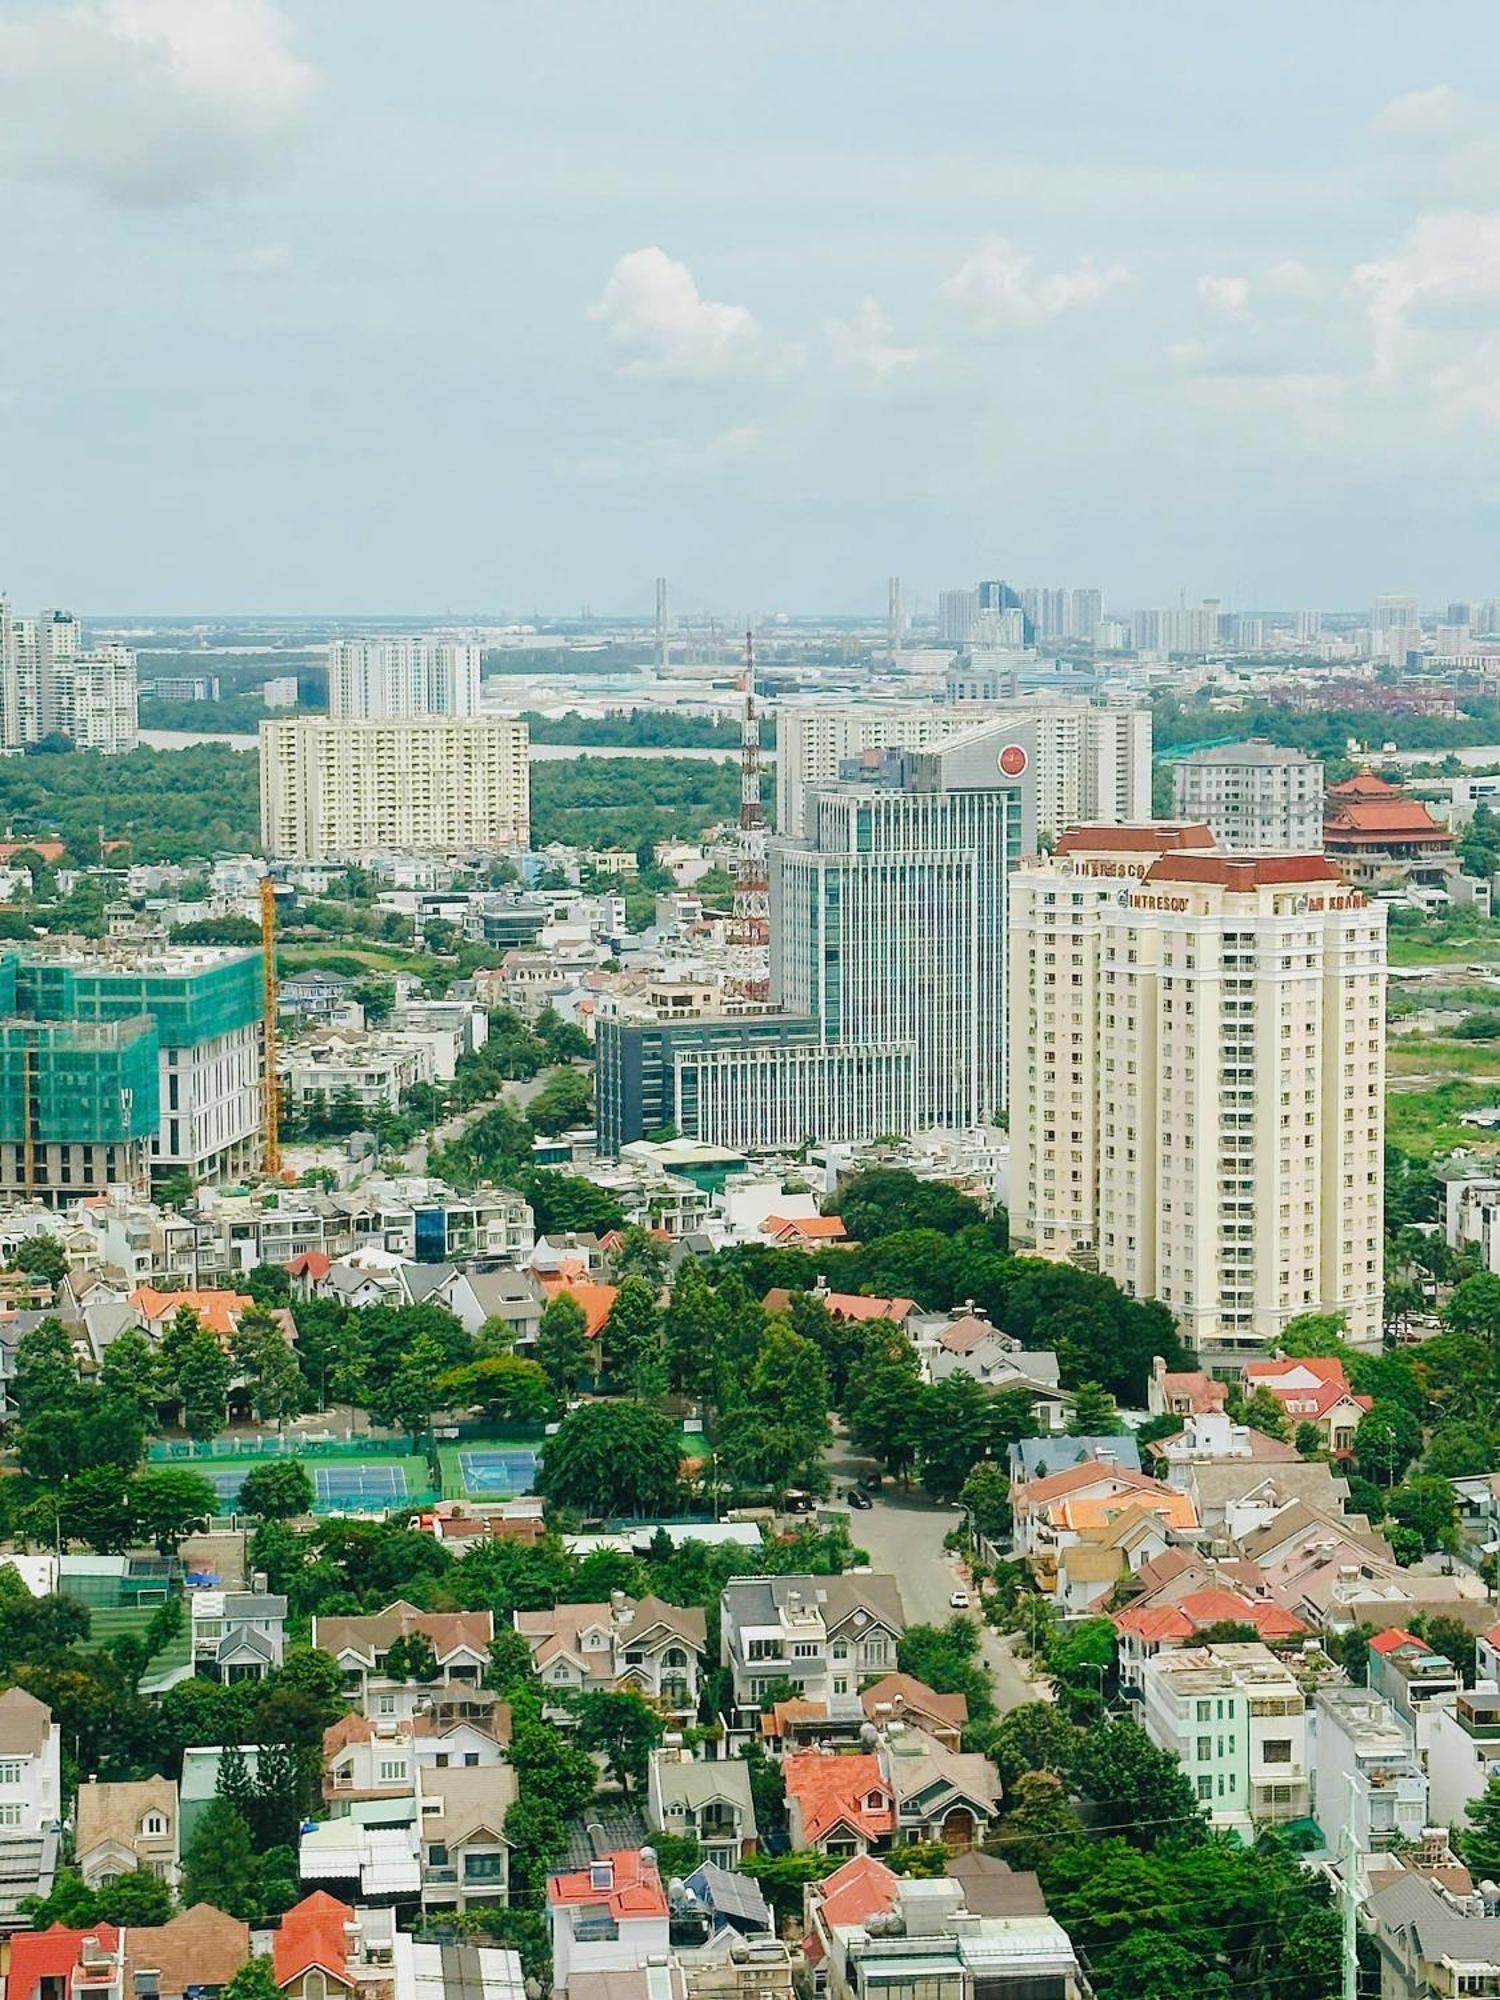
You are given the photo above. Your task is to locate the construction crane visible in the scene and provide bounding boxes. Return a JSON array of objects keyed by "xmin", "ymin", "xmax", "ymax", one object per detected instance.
[{"xmin": 259, "ymin": 875, "xmax": 280, "ymax": 1178}]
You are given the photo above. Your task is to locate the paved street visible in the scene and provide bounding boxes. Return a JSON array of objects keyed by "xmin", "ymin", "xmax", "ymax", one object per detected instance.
[
  {"xmin": 400, "ymin": 1070, "xmax": 553, "ymax": 1174},
  {"xmin": 826, "ymin": 1433, "xmax": 1046, "ymax": 1716}
]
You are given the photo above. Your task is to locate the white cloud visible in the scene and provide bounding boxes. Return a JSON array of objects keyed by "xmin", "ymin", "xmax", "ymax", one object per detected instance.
[
  {"xmin": 1374, "ymin": 85, "xmax": 1479, "ymax": 147},
  {"xmin": 0, "ymin": 0, "xmax": 316, "ymax": 206},
  {"xmin": 1372, "ymin": 86, "xmax": 1500, "ymax": 205},
  {"xmin": 1197, "ymin": 274, "xmax": 1251, "ymax": 319},
  {"xmin": 823, "ymin": 299, "xmax": 928, "ymax": 380},
  {"xmin": 1353, "ymin": 209, "xmax": 1500, "ymax": 389},
  {"xmin": 940, "ymin": 238, "xmax": 1127, "ymax": 334},
  {"xmin": 589, "ymin": 246, "xmax": 793, "ymax": 381},
  {"xmin": 235, "ymin": 240, "xmax": 291, "ymax": 273}
]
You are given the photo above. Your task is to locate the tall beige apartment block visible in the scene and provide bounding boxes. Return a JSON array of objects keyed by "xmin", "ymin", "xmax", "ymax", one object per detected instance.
[
  {"xmin": 259, "ymin": 715, "xmax": 529, "ymax": 860},
  {"xmin": 1009, "ymin": 826, "xmax": 1386, "ymax": 1358}
]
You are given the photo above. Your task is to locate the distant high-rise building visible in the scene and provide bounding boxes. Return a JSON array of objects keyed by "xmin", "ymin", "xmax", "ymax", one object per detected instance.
[
  {"xmin": 1133, "ymin": 605, "xmax": 1221, "ymax": 654},
  {"xmin": 977, "ymin": 580, "xmax": 1034, "ymax": 644},
  {"xmin": 325, "ymin": 637, "xmax": 481, "ymax": 720},
  {"xmin": 1019, "ymin": 586, "xmax": 1101, "ymax": 642},
  {"xmin": 1476, "ymin": 600, "xmax": 1500, "ymax": 638},
  {"xmin": 1173, "ymin": 741, "xmax": 1324, "ymax": 852},
  {"xmin": 1009, "ymin": 827, "xmax": 1386, "ymax": 1357},
  {"xmin": 259, "ymin": 716, "xmax": 529, "ymax": 859},
  {"xmin": 937, "ymin": 589, "xmax": 979, "ymax": 644},
  {"xmin": 1371, "ymin": 595, "xmax": 1419, "ymax": 633},
  {"xmin": 1447, "ymin": 602, "xmax": 1473, "ymax": 627},
  {"xmin": 775, "ymin": 700, "xmax": 1151, "ymax": 841},
  {"xmin": 1294, "ymin": 610, "xmax": 1323, "ymax": 644},
  {"xmin": 0, "ymin": 603, "xmax": 137, "ymax": 753},
  {"xmin": 261, "ymin": 677, "xmax": 301, "ymax": 710}
]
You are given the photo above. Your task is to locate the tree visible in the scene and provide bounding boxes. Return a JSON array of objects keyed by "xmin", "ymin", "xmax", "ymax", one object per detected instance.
[
  {"xmin": 231, "ymin": 1310, "xmax": 305, "ymax": 1426},
  {"xmin": 383, "ymin": 1633, "xmax": 440, "ymax": 1682},
  {"xmin": 222, "ymin": 1959, "xmax": 281, "ymax": 2000},
  {"xmin": 915, "ymin": 1376, "xmax": 998, "ymax": 1503},
  {"xmin": 182, "ymin": 1798, "xmax": 261, "ymax": 1921},
  {"xmin": 238, "ymin": 1461, "xmax": 314, "ymax": 1521},
  {"xmin": 1294, "ymin": 1421, "xmax": 1324, "ymax": 1458},
  {"xmin": 1461, "ymin": 1772, "xmax": 1500, "ymax": 1880},
  {"xmin": 1354, "ymin": 1401, "xmax": 1423, "ymax": 1486},
  {"xmin": 61, "ymin": 1465, "xmax": 137, "ymax": 1553},
  {"xmin": 99, "ymin": 1329, "xmax": 164, "ymax": 1421},
  {"xmin": 662, "ymin": 1260, "xmax": 724, "ymax": 1401},
  {"xmin": 575, "ymin": 1688, "xmax": 663, "ymax": 1792},
  {"xmin": 525, "ymin": 1066, "xmax": 594, "ymax": 1136},
  {"xmin": 987, "ymin": 1701, "xmax": 1082, "ymax": 1789},
  {"xmin": 1067, "ymin": 1381, "xmax": 1120, "ymax": 1437},
  {"xmin": 1411, "ymin": 1612, "xmax": 1477, "ymax": 1685},
  {"xmin": 1071, "ymin": 1719, "xmax": 1205, "ymax": 1845},
  {"xmin": 129, "ymin": 1468, "xmax": 217, "ymax": 1553},
  {"xmin": 847, "ymin": 1348, "xmax": 924, "ymax": 1479},
  {"xmin": 372, "ymin": 1332, "xmax": 447, "ymax": 1439},
  {"xmin": 1446, "ymin": 1272, "xmax": 1500, "ymax": 1348},
  {"xmin": 1386, "ymin": 1475, "xmax": 1460, "ymax": 1556},
  {"xmin": 538, "ymin": 1402, "xmax": 683, "ymax": 1519},
  {"xmin": 740, "ymin": 1851, "xmax": 830, "ymax": 1926},
  {"xmin": 1242, "ymin": 1386, "xmax": 1292, "ymax": 1442},
  {"xmin": 897, "ymin": 1619, "xmax": 994, "ymax": 1726},
  {"xmin": 986, "ymin": 1770, "xmax": 1084, "ymax": 1870},
  {"xmin": 435, "ymin": 1355, "xmax": 554, "ymax": 1423},
  {"xmin": 12, "ymin": 1316, "xmax": 80, "ymax": 1418},
  {"xmin": 832, "ymin": 1168, "xmax": 987, "ymax": 1242},
  {"xmin": 610, "ymin": 1225, "xmax": 669, "ymax": 1289},
  {"xmin": 1276, "ymin": 1311, "xmax": 1349, "ymax": 1357},
  {"xmin": 176, "ymin": 1332, "xmax": 231, "ymax": 1440},
  {"xmin": 9, "ymin": 1234, "xmax": 68, "ymax": 1285},
  {"xmin": 536, "ymin": 1293, "xmax": 593, "ymax": 1397},
  {"xmin": 1426, "ymin": 1421, "xmax": 1500, "ymax": 1478},
  {"xmin": 959, "ymin": 1462, "xmax": 1012, "ymax": 1542},
  {"xmin": 511, "ymin": 1169, "xmax": 625, "ymax": 1237},
  {"xmin": 600, "ymin": 1277, "xmax": 663, "ymax": 1392},
  {"xmin": 1100, "ymin": 1934, "xmax": 1232, "ymax": 2000}
]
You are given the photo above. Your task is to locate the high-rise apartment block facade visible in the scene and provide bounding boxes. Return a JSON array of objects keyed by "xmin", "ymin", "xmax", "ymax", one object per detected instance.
[
  {"xmin": 259, "ymin": 716, "xmax": 530, "ymax": 860},
  {"xmin": 326, "ymin": 638, "xmax": 481, "ymax": 720},
  {"xmin": 1172, "ymin": 741, "xmax": 1325, "ymax": 852},
  {"xmin": 0, "ymin": 603, "xmax": 138, "ymax": 753},
  {"xmin": 1020, "ymin": 586, "xmax": 1102, "ymax": 642},
  {"xmin": 937, "ymin": 589, "xmax": 979, "ymax": 644},
  {"xmin": 1008, "ymin": 827, "xmax": 1385, "ymax": 1357},
  {"xmin": 775, "ymin": 702, "xmax": 1150, "ymax": 841}
]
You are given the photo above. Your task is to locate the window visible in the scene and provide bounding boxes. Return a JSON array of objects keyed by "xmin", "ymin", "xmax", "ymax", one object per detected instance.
[
  {"xmin": 0, "ymin": 1805, "xmax": 21, "ymax": 1827},
  {"xmin": 791, "ymin": 1642, "xmax": 819, "ymax": 1660},
  {"xmin": 0, "ymin": 1762, "xmax": 22, "ymax": 1787},
  {"xmin": 1263, "ymin": 1739, "xmax": 1292, "ymax": 1764},
  {"xmin": 464, "ymin": 1852, "xmax": 504, "ymax": 1881},
  {"xmin": 1196, "ymin": 1776, "xmax": 1212, "ymax": 1801},
  {"xmin": 141, "ymin": 1813, "xmax": 167, "ymax": 1838},
  {"xmin": 378, "ymin": 1759, "xmax": 407, "ymax": 1784}
]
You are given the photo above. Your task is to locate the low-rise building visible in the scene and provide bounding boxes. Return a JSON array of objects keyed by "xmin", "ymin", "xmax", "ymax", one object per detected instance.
[
  {"xmin": 719, "ymin": 1575, "xmax": 904, "ymax": 1731},
  {"xmin": 74, "ymin": 1775, "xmax": 179, "ymax": 1890},
  {"xmin": 1139, "ymin": 1643, "xmax": 1310, "ymax": 1838},
  {"xmin": 191, "ymin": 1586, "xmax": 288, "ymax": 1684},
  {"xmin": 547, "ymin": 1849, "xmax": 670, "ymax": 1999},
  {"xmin": 0, "ymin": 1688, "xmax": 61, "ymax": 1927},
  {"xmin": 515, "ymin": 1595, "xmax": 706, "ymax": 1719},
  {"xmin": 312, "ymin": 1603, "xmax": 493, "ymax": 1720},
  {"xmin": 1368, "ymin": 1628, "xmax": 1463, "ymax": 1737},
  {"xmin": 1314, "ymin": 1684, "xmax": 1428, "ymax": 1856},
  {"xmin": 281, "ymin": 1033, "xmax": 438, "ymax": 1116},
  {"xmin": 646, "ymin": 1746, "xmax": 758, "ymax": 1870},
  {"xmin": 1368, "ymin": 1873, "xmax": 1500, "ymax": 2000},
  {"xmin": 1427, "ymin": 1688, "xmax": 1500, "ymax": 1829}
]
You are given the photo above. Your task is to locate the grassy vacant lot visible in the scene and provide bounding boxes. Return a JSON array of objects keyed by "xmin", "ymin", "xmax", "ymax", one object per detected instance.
[
  {"xmin": 1386, "ymin": 1077, "xmax": 1500, "ymax": 1158},
  {"xmin": 1387, "ymin": 1037, "xmax": 1500, "ymax": 1079}
]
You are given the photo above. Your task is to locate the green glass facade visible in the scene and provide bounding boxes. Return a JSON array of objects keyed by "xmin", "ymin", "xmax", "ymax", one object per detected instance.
[
  {"xmin": 16, "ymin": 949, "xmax": 262, "ymax": 1045},
  {"xmin": 0, "ymin": 1017, "xmax": 159, "ymax": 1143}
]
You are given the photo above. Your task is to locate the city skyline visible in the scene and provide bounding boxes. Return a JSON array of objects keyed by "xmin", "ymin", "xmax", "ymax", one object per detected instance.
[{"xmin": 6, "ymin": 3, "xmax": 1500, "ymax": 611}]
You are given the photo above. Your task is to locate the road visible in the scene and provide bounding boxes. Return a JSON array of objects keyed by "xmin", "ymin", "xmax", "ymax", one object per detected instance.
[
  {"xmin": 400, "ymin": 1070, "xmax": 554, "ymax": 1174},
  {"xmin": 826, "ymin": 1432, "xmax": 1045, "ymax": 1716}
]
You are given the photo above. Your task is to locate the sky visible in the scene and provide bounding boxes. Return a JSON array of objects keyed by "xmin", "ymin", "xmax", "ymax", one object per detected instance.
[{"xmin": 5, "ymin": 1, "xmax": 1500, "ymax": 617}]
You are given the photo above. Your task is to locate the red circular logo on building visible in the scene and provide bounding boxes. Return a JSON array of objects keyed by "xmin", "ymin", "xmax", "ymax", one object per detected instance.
[{"xmin": 998, "ymin": 743, "xmax": 1028, "ymax": 776}]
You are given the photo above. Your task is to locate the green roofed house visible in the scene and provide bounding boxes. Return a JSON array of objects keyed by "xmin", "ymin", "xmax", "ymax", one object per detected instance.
[
  {"xmin": 179, "ymin": 1744, "xmax": 263, "ymax": 1846},
  {"xmin": 0, "ymin": 943, "xmax": 264, "ymax": 1201}
]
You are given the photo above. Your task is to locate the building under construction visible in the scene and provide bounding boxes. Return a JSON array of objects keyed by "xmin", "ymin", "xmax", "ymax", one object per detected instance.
[{"xmin": 0, "ymin": 943, "xmax": 265, "ymax": 1203}]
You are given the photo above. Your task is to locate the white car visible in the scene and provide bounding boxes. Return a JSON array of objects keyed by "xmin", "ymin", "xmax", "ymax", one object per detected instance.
[{"xmin": 949, "ymin": 1589, "xmax": 971, "ymax": 1610}]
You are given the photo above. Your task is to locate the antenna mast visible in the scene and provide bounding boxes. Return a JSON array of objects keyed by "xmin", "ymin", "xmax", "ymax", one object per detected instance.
[{"xmin": 729, "ymin": 628, "xmax": 770, "ymax": 1003}]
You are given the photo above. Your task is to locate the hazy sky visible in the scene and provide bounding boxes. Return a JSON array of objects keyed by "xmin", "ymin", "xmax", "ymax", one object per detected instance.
[{"xmin": 4, "ymin": 1, "xmax": 1500, "ymax": 616}]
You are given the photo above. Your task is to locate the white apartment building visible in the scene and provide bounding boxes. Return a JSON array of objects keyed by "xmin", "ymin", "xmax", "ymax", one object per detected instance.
[
  {"xmin": 281, "ymin": 1033, "xmax": 438, "ymax": 1116},
  {"xmin": 1314, "ymin": 1685, "xmax": 1428, "ymax": 1856},
  {"xmin": 259, "ymin": 716, "xmax": 529, "ymax": 860},
  {"xmin": 1138, "ymin": 1643, "xmax": 1310, "ymax": 1838},
  {"xmin": 1009, "ymin": 828, "xmax": 1387, "ymax": 1357},
  {"xmin": 773, "ymin": 700, "xmax": 1150, "ymax": 840},
  {"xmin": 0, "ymin": 605, "xmax": 137, "ymax": 754},
  {"xmin": 326, "ymin": 638, "xmax": 481, "ymax": 720},
  {"xmin": 0, "ymin": 1687, "xmax": 61, "ymax": 1834},
  {"xmin": 1172, "ymin": 741, "xmax": 1325, "ymax": 853},
  {"xmin": 718, "ymin": 1574, "xmax": 904, "ymax": 1730}
]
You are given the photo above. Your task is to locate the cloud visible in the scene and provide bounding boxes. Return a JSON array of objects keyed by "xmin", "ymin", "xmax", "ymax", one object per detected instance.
[
  {"xmin": 0, "ymin": 0, "xmax": 316, "ymax": 206},
  {"xmin": 589, "ymin": 247, "xmax": 794, "ymax": 381},
  {"xmin": 1372, "ymin": 86, "xmax": 1500, "ymax": 204},
  {"xmin": 940, "ymin": 238, "xmax": 1127, "ymax": 334},
  {"xmin": 1197, "ymin": 274, "xmax": 1251, "ymax": 319},
  {"xmin": 823, "ymin": 299, "xmax": 928, "ymax": 381},
  {"xmin": 1353, "ymin": 209, "xmax": 1500, "ymax": 388},
  {"xmin": 235, "ymin": 240, "xmax": 292, "ymax": 273}
]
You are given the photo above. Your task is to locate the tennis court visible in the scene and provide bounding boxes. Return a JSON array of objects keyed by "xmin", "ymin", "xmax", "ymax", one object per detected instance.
[
  {"xmin": 313, "ymin": 1463, "xmax": 411, "ymax": 1504},
  {"xmin": 203, "ymin": 1467, "xmax": 250, "ymax": 1506},
  {"xmin": 456, "ymin": 1447, "xmax": 539, "ymax": 1495}
]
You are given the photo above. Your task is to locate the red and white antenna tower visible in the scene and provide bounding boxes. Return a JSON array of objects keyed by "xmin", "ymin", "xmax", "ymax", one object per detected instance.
[{"xmin": 729, "ymin": 627, "xmax": 770, "ymax": 1002}]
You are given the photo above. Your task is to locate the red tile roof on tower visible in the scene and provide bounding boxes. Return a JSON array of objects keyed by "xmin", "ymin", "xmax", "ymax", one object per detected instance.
[
  {"xmin": 548, "ymin": 1849, "xmax": 668, "ymax": 1918},
  {"xmin": 1143, "ymin": 854, "xmax": 1345, "ymax": 889},
  {"xmin": 1056, "ymin": 823, "xmax": 1216, "ymax": 855},
  {"xmin": 273, "ymin": 1892, "xmax": 356, "ymax": 1988},
  {"xmin": 812, "ymin": 1853, "xmax": 900, "ymax": 1929}
]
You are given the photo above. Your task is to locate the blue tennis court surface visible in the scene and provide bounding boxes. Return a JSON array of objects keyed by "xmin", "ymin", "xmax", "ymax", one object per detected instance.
[
  {"xmin": 204, "ymin": 1467, "xmax": 248, "ymax": 1505},
  {"xmin": 459, "ymin": 1447, "xmax": 538, "ymax": 1494},
  {"xmin": 313, "ymin": 1463, "xmax": 410, "ymax": 1502}
]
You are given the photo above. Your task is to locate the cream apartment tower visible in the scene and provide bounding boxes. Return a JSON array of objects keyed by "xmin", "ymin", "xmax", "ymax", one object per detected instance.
[
  {"xmin": 326, "ymin": 638, "xmax": 481, "ymax": 720},
  {"xmin": 1008, "ymin": 826, "xmax": 1386, "ymax": 1357},
  {"xmin": 259, "ymin": 715, "xmax": 529, "ymax": 860}
]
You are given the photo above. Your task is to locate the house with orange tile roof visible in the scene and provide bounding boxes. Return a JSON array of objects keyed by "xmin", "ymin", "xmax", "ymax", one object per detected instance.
[
  {"xmin": 762, "ymin": 1214, "xmax": 851, "ymax": 1250},
  {"xmin": 1241, "ymin": 1355, "xmax": 1372, "ymax": 1456},
  {"xmin": 7, "ymin": 1924, "xmax": 121, "ymax": 2000},
  {"xmin": 1147, "ymin": 1353, "xmax": 1228, "ymax": 1419},
  {"xmin": 1324, "ymin": 771, "xmax": 1458, "ymax": 894},
  {"xmin": 537, "ymin": 1271, "xmax": 618, "ymax": 1346},
  {"xmin": 784, "ymin": 1751, "xmax": 897, "ymax": 1857},
  {"xmin": 760, "ymin": 1288, "xmax": 919, "ymax": 1332},
  {"xmin": 802, "ymin": 1853, "xmax": 900, "ymax": 1967},
  {"xmin": 128, "ymin": 1284, "xmax": 256, "ymax": 1342},
  {"xmin": 548, "ymin": 1850, "xmax": 669, "ymax": 1995},
  {"xmin": 1114, "ymin": 1588, "xmax": 1308, "ymax": 1688},
  {"xmin": 1013, "ymin": 1462, "xmax": 1199, "ymax": 1590},
  {"xmin": 272, "ymin": 1891, "xmax": 361, "ymax": 1998}
]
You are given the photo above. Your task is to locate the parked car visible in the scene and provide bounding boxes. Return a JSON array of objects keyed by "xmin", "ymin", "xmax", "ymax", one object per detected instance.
[
  {"xmin": 949, "ymin": 1588, "xmax": 971, "ymax": 1609},
  {"xmin": 847, "ymin": 1487, "xmax": 873, "ymax": 1510}
]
